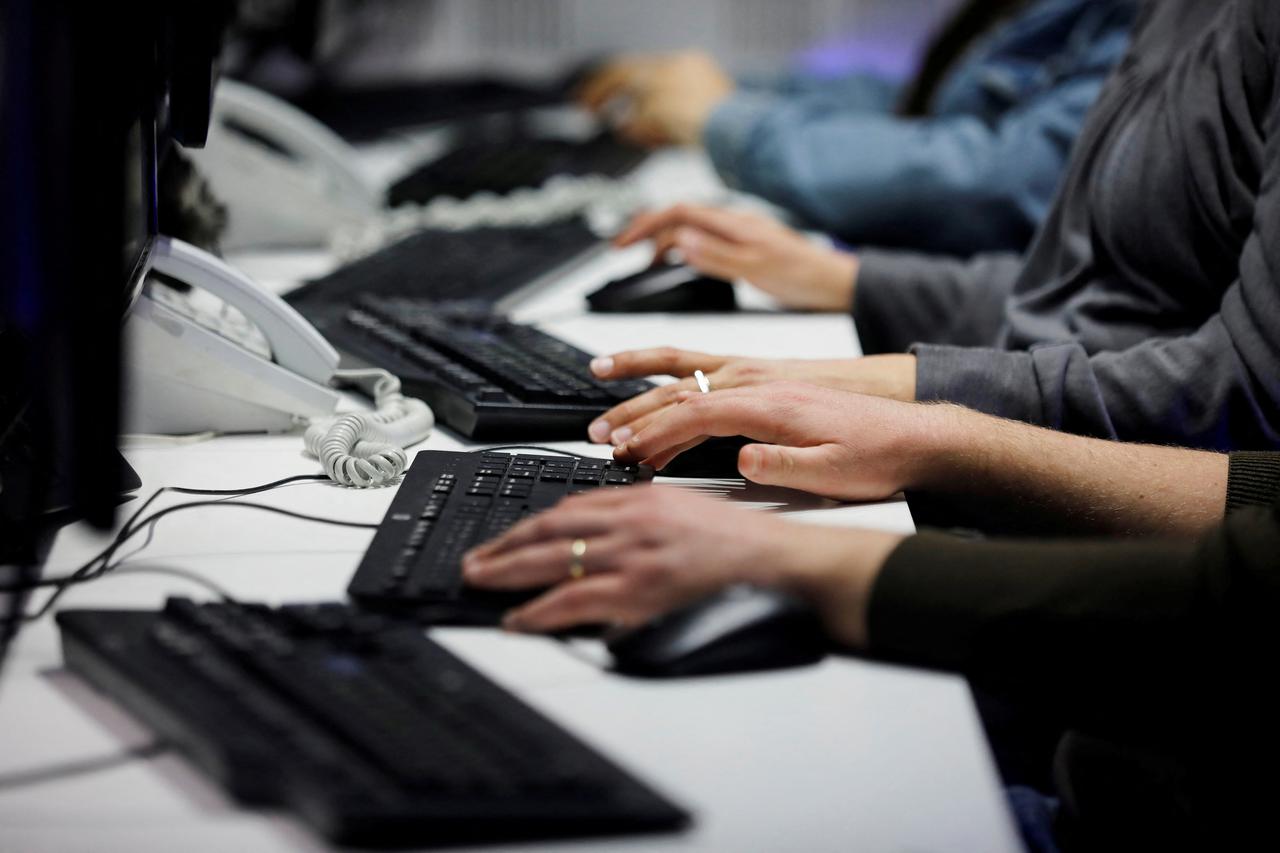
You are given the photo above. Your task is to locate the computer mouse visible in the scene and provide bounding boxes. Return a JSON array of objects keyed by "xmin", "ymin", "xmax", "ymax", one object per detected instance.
[
  {"xmin": 606, "ymin": 586, "xmax": 827, "ymax": 678},
  {"xmin": 657, "ymin": 435, "xmax": 753, "ymax": 479},
  {"xmin": 586, "ymin": 264, "xmax": 737, "ymax": 313}
]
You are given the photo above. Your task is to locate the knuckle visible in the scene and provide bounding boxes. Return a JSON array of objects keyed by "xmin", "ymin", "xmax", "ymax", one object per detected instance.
[
  {"xmin": 559, "ymin": 585, "xmax": 597, "ymax": 613},
  {"xmin": 527, "ymin": 515, "xmax": 552, "ymax": 537}
]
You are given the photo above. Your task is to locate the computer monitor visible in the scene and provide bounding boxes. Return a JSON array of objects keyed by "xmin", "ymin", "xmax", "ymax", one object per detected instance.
[{"xmin": 0, "ymin": 0, "xmax": 228, "ymax": 673}]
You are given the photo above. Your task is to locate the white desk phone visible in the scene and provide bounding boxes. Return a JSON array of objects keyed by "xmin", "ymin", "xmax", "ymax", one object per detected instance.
[
  {"xmin": 124, "ymin": 237, "xmax": 433, "ymax": 486},
  {"xmin": 182, "ymin": 80, "xmax": 382, "ymax": 250}
]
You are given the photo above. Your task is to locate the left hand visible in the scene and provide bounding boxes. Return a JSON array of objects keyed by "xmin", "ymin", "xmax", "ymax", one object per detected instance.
[
  {"xmin": 612, "ymin": 204, "xmax": 859, "ymax": 311},
  {"xmin": 577, "ymin": 51, "xmax": 735, "ymax": 147}
]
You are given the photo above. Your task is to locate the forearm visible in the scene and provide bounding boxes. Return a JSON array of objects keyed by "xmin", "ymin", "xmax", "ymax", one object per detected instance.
[
  {"xmin": 765, "ymin": 525, "xmax": 904, "ymax": 649},
  {"xmin": 853, "ymin": 250, "xmax": 1022, "ymax": 354},
  {"xmin": 868, "ymin": 499, "xmax": 1280, "ymax": 742},
  {"xmin": 906, "ymin": 405, "xmax": 1228, "ymax": 536},
  {"xmin": 867, "ymin": 531, "xmax": 1207, "ymax": 740}
]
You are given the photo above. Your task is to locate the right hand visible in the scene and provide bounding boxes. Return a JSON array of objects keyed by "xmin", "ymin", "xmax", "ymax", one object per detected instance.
[
  {"xmin": 577, "ymin": 52, "xmax": 735, "ymax": 147},
  {"xmin": 587, "ymin": 348, "xmax": 863, "ymax": 445},
  {"xmin": 612, "ymin": 381, "xmax": 952, "ymax": 502},
  {"xmin": 463, "ymin": 485, "xmax": 902, "ymax": 648},
  {"xmin": 613, "ymin": 204, "xmax": 859, "ymax": 311}
]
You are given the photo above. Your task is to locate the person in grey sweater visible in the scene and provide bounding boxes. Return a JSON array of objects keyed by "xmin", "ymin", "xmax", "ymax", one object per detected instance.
[{"xmin": 593, "ymin": 0, "xmax": 1280, "ymax": 454}]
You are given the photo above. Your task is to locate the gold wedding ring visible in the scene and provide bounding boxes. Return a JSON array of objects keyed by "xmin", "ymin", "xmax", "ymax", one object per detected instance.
[
  {"xmin": 694, "ymin": 370, "xmax": 711, "ymax": 394},
  {"xmin": 568, "ymin": 538, "xmax": 588, "ymax": 580}
]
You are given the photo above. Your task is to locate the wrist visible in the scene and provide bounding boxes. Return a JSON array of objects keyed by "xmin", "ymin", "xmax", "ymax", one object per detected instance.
[
  {"xmin": 774, "ymin": 526, "xmax": 901, "ymax": 649},
  {"xmin": 904, "ymin": 404, "xmax": 989, "ymax": 492},
  {"xmin": 842, "ymin": 354, "xmax": 918, "ymax": 402},
  {"xmin": 843, "ymin": 252, "xmax": 860, "ymax": 311},
  {"xmin": 815, "ymin": 250, "xmax": 858, "ymax": 311}
]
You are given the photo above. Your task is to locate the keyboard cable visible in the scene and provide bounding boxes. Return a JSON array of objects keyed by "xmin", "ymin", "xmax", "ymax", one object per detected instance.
[{"xmin": 0, "ymin": 474, "xmax": 376, "ymax": 625}]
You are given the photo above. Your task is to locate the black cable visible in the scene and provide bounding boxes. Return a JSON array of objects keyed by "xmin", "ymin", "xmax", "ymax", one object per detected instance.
[
  {"xmin": 166, "ymin": 474, "xmax": 330, "ymax": 496},
  {"xmin": 108, "ymin": 565, "xmax": 242, "ymax": 604},
  {"xmin": 473, "ymin": 445, "xmax": 598, "ymax": 459},
  {"xmin": 0, "ymin": 741, "xmax": 168, "ymax": 792},
  {"xmin": 0, "ymin": 474, "xmax": 368, "ymax": 631},
  {"xmin": 0, "ymin": 475, "xmax": 331, "ymax": 596},
  {"xmin": 15, "ymin": 500, "xmax": 377, "ymax": 623}
]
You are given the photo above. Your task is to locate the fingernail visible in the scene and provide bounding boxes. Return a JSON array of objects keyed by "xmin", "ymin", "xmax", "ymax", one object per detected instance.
[
  {"xmin": 610, "ymin": 426, "xmax": 633, "ymax": 446},
  {"xmin": 675, "ymin": 227, "xmax": 700, "ymax": 253},
  {"xmin": 588, "ymin": 419, "xmax": 612, "ymax": 443},
  {"xmin": 590, "ymin": 356, "xmax": 614, "ymax": 376},
  {"xmin": 501, "ymin": 612, "xmax": 524, "ymax": 632}
]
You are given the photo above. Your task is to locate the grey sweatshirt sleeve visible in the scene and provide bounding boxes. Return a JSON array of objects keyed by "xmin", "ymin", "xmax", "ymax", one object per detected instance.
[
  {"xmin": 912, "ymin": 77, "xmax": 1280, "ymax": 450},
  {"xmin": 852, "ymin": 249, "xmax": 1024, "ymax": 355},
  {"xmin": 913, "ymin": 282, "xmax": 1280, "ymax": 447}
]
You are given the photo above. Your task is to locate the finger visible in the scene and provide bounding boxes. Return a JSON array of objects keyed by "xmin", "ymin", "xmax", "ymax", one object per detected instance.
[
  {"xmin": 620, "ymin": 392, "xmax": 798, "ymax": 462},
  {"xmin": 578, "ymin": 61, "xmax": 641, "ymax": 110},
  {"xmin": 606, "ymin": 403, "xmax": 680, "ymax": 447},
  {"xmin": 674, "ymin": 227, "xmax": 753, "ymax": 281},
  {"xmin": 737, "ymin": 443, "xmax": 843, "ymax": 496},
  {"xmin": 650, "ymin": 228, "xmax": 682, "ymax": 261},
  {"xmin": 589, "ymin": 346, "xmax": 734, "ymax": 380},
  {"xmin": 643, "ymin": 436, "xmax": 709, "ymax": 471},
  {"xmin": 588, "ymin": 377, "xmax": 701, "ymax": 443},
  {"xmin": 613, "ymin": 204, "xmax": 754, "ymax": 247},
  {"xmin": 465, "ymin": 496, "xmax": 632, "ymax": 559},
  {"xmin": 616, "ymin": 113, "xmax": 671, "ymax": 149},
  {"xmin": 503, "ymin": 573, "xmax": 643, "ymax": 633},
  {"xmin": 613, "ymin": 208, "xmax": 668, "ymax": 247},
  {"xmin": 465, "ymin": 532, "xmax": 633, "ymax": 591}
]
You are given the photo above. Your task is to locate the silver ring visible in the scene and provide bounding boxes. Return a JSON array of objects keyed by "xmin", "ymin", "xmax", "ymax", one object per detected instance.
[{"xmin": 694, "ymin": 370, "xmax": 711, "ymax": 394}]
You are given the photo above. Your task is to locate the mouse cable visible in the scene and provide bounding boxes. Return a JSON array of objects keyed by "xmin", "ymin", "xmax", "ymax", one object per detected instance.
[
  {"xmin": 472, "ymin": 445, "xmax": 599, "ymax": 460},
  {"xmin": 0, "ymin": 739, "xmax": 169, "ymax": 792}
]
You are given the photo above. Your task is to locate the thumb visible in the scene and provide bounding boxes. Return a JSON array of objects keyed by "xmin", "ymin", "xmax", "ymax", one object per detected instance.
[{"xmin": 738, "ymin": 443, "xmax": 844, "ymax": 497}]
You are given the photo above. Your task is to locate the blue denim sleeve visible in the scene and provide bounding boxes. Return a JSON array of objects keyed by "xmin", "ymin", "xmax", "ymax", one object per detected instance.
[
  {"xmin": 735, "ymin": 70, "xmax": 900, "ymax": 111},
  {"xmin": 703, "ymin": 73, "xmax": 1109, "ymax": 255}
]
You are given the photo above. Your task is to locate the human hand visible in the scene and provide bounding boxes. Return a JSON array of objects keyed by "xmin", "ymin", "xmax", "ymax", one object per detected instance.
[
  {"xmin": 578, "ymin": 52, "xmax": 735, "ymax": 146},
  {"xmin": 587, "ymin": 349, "xmax": 917, "ymax": 446},
  {"xmin": 614, "ymin": 204, "xmax": 858, "ymax": 311},
  {"xmin": 610, "ymin": 382, "xmax": 945, "ymax": 500},
  {"xmin": 462, "ymin": 485, "xmax": 902, "ymax": 646}
]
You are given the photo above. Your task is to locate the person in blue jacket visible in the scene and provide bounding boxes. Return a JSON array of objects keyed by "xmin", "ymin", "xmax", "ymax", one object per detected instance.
[{"xmin": 580, "ymin": 0, "xmax": 1136, "ymax": 256}]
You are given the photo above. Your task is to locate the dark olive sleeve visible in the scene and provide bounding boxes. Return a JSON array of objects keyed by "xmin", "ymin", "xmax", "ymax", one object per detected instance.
[
  {"xmin": 866, "ymin": 499, "xmax": 1280, "ymax": 742},
  {"xmin": 1226, "ymin": 451, "xmax": 1280, "ymax": 511}
]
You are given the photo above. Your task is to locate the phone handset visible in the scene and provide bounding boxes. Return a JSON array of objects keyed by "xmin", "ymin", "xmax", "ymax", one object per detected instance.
[
  {"xmin": 211, "ymin": 80, "xmax": 378, "ymax": 213},
  {"xmin": 147, "ymin": 236, "xmax": 340, "ymax": 385},
  {"xmin": 184, "ymin": 80, "xmax": 380, "ymax": 249}
]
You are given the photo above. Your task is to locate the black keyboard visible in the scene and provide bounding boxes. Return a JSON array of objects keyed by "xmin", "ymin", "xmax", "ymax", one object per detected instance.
[
  {"xmin": 349, "ymin": 450, "xmax": 652, "ymax": 623},
  {"xmin": 314, "ymin": 296, "xmax": 654, "ymax": 440},
  {"xmin": 57, "ymin": 599, "xmax": 688, "ymax": 847},
  {"xmin": 387, "ymin": 133, "xmax": 647, "ymax": 207},
  {"xmin": 292, "ymin": 79, "xmax": 562, "ymax": 142},
  {"xmin": 287, "ymin": 219, "xmax": 601, "ymax": 313}
]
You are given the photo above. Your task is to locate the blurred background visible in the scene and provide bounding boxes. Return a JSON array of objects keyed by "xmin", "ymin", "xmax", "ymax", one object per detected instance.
[{"xmin": 229, "ymin": 0, "xmax": 954, "ymax": 89}]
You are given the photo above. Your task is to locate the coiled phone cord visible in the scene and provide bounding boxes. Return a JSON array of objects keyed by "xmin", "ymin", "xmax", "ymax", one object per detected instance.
[{"xmin": 303, "ymin": 369, "xmax": 434, "ymax": 487}]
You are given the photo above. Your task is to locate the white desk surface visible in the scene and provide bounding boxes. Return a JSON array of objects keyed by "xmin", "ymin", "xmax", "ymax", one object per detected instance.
[{"xmin": 0, "ymin": 151, "xmax": 1022, "ymax": 853}]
